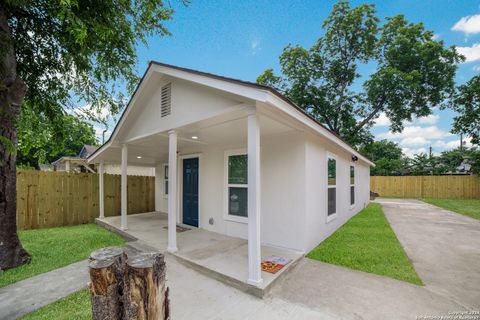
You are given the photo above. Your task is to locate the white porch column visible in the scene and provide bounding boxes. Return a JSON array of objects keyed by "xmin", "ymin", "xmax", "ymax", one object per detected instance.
[
  {"xmin": 121, "ymin": 144, "xmax": 128, "ymax": 230},
  {"xmin": 167, "ymin": 130, "xmax": 178, "ymax": 252},
  {"xmin": 247, "ymin": 112, "xmax": 262, "ymax": 285},
  {"xmin": 98, "ymin": 161, "xmax": 105, "ymax": 219},
  {"xmin": 65, "ymin": 160, "xmax": 70, "ymax": 172}
]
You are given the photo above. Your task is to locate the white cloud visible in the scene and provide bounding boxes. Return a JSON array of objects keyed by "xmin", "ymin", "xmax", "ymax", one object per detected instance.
[
  {"xmin": 473, "ymin": 65, "xmax": 480, "ymax": 71},
  {"xmin": 372, "ymin": 112, "xmax": 391, "ymax": 127},
  {"xmin": 402, "ymin": 147, "xmax": 427, "ymax": 157},
  {"xmin": 452, "ymin": 14, "xmax": 480, "ymax": 35},
  {"xmin": 417, "ymin": 114, "xmax": 439, "ymax": 125},
  {"xmin": 433, "ymin": 136, "xmax": 472, "ymax": 150},
  {"xmin": 457, "ymin": 43, "xmax": 480, "ymax": 63},
  {"xmin": 377, "ymin": 125, "xmax": 451, "ymax": 142},
  {"xmin": 71, "ymin": 104, "xmax": 112, "ymax": 121},
  {"xmin": 373, "ymin": 113, "xmax": 439, "ymax": 127},
  {"xmin": 400, "ymin": 136, "xmax": 430, "ymax": 146},
  {"xmin": 250, "ymin": 38, "xmax": 261, "ymax": 55},
  {"xmin": 432, "ymin": 34, "xmax": 441, "ymax": 40}
]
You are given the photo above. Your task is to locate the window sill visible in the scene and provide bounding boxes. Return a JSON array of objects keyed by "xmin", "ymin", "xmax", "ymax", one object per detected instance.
[
  {"xmin": 326, "ymin": 213, "xmax": 337, "ymax": 223},
  {"xmin": 224, "ymin": 214, "xmax": 248, "ymax": 224},
  {"xmin": 350, "ymin": 204, "xmax": 355, "ymax": 210}
]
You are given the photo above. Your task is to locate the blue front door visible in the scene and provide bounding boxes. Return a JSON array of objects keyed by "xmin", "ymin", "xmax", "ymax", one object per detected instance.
[{"xmin": 182, "ymin": 157, "xmax": 199, "ymax": 227}]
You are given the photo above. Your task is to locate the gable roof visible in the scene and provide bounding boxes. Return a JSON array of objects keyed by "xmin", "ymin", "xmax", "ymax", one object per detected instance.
[
  {"xmin": 79, "ymin": 145, "xmax": 99, "ymax": 159},
  {"xmin": 89, "ymin": 61, "xmax": 373, "ymax": 166}
]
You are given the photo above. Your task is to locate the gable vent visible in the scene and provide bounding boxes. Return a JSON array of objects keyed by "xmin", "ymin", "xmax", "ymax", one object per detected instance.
[{"xmin": 160, "ymin": 83, "xmax": 172, "ymax": 117}]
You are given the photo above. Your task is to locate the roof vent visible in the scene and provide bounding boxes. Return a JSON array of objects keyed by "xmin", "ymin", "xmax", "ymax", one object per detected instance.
[{"xmin": 160, "ymin": 83, "xmax": 171, "ymax": 117}]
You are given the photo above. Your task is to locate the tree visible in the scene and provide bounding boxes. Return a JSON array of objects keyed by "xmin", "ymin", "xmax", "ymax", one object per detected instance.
[
  {"xmin": 257, "ymin": 1, "xmax": 463, "ymax": 146},
  {"xmin": 450, "ymin": 75, "xmax": 480, "ymax": 145},
  {"xmin": 439, "ymin": 147, "xmax": 480, "ymax": 175},
  {"xmin": 1, "ymin": 0, "xmax": 174, "ymax": 270},
  {"xmin": 17, "ymin": 106, "xmax": 98, "ymax": 168},
  {"xmin": 360, "ymin": 140, "xmax": 405, "ymax": 175}
]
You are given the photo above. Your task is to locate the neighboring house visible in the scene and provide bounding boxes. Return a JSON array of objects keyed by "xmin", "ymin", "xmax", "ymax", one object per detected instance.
[
  {"xmin": 53, "ymin": 144, "xmax": 155, "ymax": 176},
  {"xmin": 88, "ymin": 62, "xmax": 373, "ymax": 285}
]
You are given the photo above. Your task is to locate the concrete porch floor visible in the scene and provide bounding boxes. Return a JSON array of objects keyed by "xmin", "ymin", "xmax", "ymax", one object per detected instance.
[{"xmin": 96, "ymin": 212, "xmax": 303, "ymax": 297}]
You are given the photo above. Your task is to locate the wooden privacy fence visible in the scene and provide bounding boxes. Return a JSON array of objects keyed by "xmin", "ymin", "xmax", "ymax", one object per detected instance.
[
  {"xmin": 16, "ymin": 170, "xmax": 155, "ymax": 230},
  {"xmin": 370, "ymin": 175, "xmax": 480, "ymax": 199}
]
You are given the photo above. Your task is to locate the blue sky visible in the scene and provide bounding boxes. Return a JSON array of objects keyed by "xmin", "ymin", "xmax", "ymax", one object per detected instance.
[{"xmin": 86, "ymin": 0, "xmax": 480, "ymax": 156}]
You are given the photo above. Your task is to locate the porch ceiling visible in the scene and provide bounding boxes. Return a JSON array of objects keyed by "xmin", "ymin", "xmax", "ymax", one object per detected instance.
[{"xmin": 93, "ymin": 111, "xmax": 296, "ymax": 166}]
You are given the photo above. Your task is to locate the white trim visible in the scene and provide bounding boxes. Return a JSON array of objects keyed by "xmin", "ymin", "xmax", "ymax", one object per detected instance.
[
  {"xmin": 223, "ymin": 148, "xmax": 248, "ymax": 224},
  {"xmin": 178, "ymin": 153, "xmax": 202, "ymax": 229},
  {"xmin": 326, "ymin": 152, "xmax": 337, "ymax": 223}
]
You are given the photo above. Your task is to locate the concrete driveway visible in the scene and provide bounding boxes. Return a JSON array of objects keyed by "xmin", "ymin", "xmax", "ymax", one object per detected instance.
[{"xmin": 376, "ymin": 198, "xmax": 480, "ymax": 309}]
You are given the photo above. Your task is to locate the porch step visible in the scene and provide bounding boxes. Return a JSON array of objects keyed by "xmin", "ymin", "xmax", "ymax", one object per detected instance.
[
  {"xmin": 95, "ymin": 218, "xmax": 138, "ymax": 242},
  {"xmin": 166, "ymin": 249, "xmax": 303, "ymax": 299}
]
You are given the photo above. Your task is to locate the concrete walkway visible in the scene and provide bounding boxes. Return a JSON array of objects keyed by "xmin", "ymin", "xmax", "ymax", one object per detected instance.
[
  {"xmin": 376, "ymin": 198, "xmax": 480, "ymax": 309},
  {"xmin": 0, "ymin": 260, "xmax": 89, "ymax": 320}
]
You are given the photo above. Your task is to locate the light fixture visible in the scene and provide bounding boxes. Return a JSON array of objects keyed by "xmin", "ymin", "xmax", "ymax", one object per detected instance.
[
  {"xmin": 137, "ymin": 156, "xmax": 142, "ymax": 159},
  {"xmin": 191, "ymin": 136, "xmax": 199, "ymax": 140}
]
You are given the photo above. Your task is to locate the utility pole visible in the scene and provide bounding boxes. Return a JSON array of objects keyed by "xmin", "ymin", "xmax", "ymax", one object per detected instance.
[
  {"xmin": 429, "ymin": 146, "xmax": 432, "ymax": 158},
  {"xmin": 460, "ymin": 133, "xmax": 463, "ymax": 151}
]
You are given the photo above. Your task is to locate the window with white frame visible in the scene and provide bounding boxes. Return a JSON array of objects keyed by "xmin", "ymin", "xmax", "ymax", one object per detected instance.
[
  {"xmin": 327, "ymin": 155, "xmax": 336, "ymax": 217},
  {"xmin": 350, "ymin": 165, "xmax": 355, "ymax": 206},
  {"xmin": 164, "ymin": 164, "xmax": 169, "ymax": 196},
  {"xmin": 226, "ymin": 151, "xmax": 248, "ymax": 218}
]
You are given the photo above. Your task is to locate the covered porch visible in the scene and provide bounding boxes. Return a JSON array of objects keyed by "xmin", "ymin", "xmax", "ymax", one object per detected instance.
[
  {"xmin": 90, "ymin": 102, "xmax": 305, "ymax": 294},
  {"xmin": 97, "ymin": 211, "xmax": 303, "ymax": 297},
  {"xmin": 87, "ymin": 63, "xmax": 309, "ymax": 294}
]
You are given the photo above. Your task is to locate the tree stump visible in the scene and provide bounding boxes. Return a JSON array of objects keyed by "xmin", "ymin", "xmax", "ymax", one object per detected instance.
[
  {"xmin": 88, "ymin": 247, "xmax": 169, "ymax": 320},
  {"xmin": 125, "ymin": 253, "xmax": 169, "ymax": 320},
  {"xmin": 89, "ymin": 247, "xmax": 126, "ymax": 320}
]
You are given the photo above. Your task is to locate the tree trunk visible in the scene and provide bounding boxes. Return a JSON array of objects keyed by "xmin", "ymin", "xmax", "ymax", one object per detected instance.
[
  {"xmin": 89, "ymin": 247, "xmax": 127, "ymax": 320},
  {"xmin": 0, "ymin": 4, "xmax": 30, "ymax": 270},
  {"xmin": 88, "ymin": 247, "xmax": 170, "ymax": 320}
]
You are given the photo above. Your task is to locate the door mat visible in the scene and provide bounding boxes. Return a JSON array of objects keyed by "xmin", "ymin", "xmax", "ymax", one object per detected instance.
[
  {"xmin": 163, "ymin": 225, "xmax": 191, "ymax": 233},
  {"xmin": 261, "ymin": 256, "xmax": 292, "ymax": 274}
]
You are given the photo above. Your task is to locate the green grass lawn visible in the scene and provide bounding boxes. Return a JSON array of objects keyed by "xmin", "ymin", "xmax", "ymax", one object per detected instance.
[
  {"xmin": 422, "ymin": 198, "xmax": 480, "ymax": 221},
  {"xmin": 20, "ymin": 289, "xmax": 92, "ymax": 320},
  {"xmin": 0, "ymin": 224, "xmax": 125, "ymax": 288},
  {"xmin": 307, "ymin": 203, "xmax": 422, "ymax": 285}
]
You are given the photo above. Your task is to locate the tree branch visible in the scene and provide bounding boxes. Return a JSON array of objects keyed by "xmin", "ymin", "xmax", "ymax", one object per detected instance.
[{"xmin": 353, "ymin": 95, "xmax": 386, "ymax": 133}]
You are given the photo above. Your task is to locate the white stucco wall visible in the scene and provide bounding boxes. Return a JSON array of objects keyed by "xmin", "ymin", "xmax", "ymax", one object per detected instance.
[
  {"xmin": 304, "ymin": 134, "xmax": 370, "ymax": 252},
  {"xmin": 153, "ymin": 129, "xmax": 370, "ymax": 253},
  {"xmin": 152, "ymin": 130, "xmax": 308, "ymax": 251}
]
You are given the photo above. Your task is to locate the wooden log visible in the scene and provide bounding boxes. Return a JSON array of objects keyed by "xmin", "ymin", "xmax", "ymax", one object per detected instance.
[
  {"xmin": 89, "ymin": 247, "xmax": 127, "ymax": 320},
  {"xmin": 124, "ymin": 252, "xmax": 169, "ymax": 320}
]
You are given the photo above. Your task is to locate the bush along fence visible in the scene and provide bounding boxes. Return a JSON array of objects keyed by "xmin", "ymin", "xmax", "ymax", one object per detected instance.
[
  {"xmin": 370, "ymin": 175, "xmax": 480, "ymax": 199},
  {"xmin": 16, "ymin": 170, "xmax": 155, "ymax": 230}
]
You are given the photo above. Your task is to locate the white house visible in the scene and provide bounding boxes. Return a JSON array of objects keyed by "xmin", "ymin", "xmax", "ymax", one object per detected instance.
[{"xmin": 88, "ymin": 62, "xmax": 373, "ymax": 286}]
